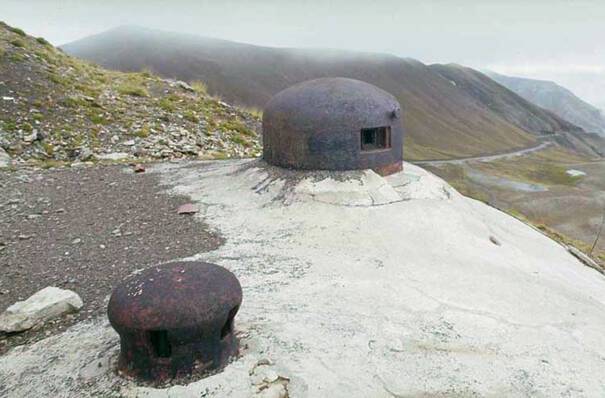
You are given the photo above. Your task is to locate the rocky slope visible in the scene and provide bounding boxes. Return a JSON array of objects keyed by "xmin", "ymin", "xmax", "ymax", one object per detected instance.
[
  {"xmin": 0, "ymin": 22, "xmax": 261, "ymax": 167},
  {"xmin": 63, "ymin": 26, "xmax": 583, "ymax": 161},
  {"xmin": 487, "ymin": 71, "xmax": 605, "ymax": 135}
]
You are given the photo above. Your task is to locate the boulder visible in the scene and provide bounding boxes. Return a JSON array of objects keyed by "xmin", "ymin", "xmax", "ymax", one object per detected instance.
[{"xmin": 0, "ymin": 287, "xmax": 83, "ymax": 333}]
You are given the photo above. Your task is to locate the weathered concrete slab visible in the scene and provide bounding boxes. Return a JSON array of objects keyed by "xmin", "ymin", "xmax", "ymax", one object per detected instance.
[{"xmin": 1, "ymin": 159, "xmax": 605, "ymax": 397}]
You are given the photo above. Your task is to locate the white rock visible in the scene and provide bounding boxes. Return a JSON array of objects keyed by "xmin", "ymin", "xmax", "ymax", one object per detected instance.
[
  {"xmin": 0, "ymin": 287, "xmax": 83, "ymax": 333},
  {"xmin": 78, "ymin": 147, "xmax": 94, "ymax": 161},
  {"xmin": 177, "ymin": 81, "xmax": 194, "ymax": 92},
  {"xmin": 0, "ymin": 147, "xmax": 10, "ymax": 168},
  {"xmin": 97, "ymin": 152, "xmax": 129, "ymax": 161},
  {"xmin": 566, "ymin": 169, "xmax": 587, "ymax": 177}
]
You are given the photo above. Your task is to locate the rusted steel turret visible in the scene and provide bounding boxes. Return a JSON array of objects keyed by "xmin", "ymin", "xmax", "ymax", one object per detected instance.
[
  {"xmin": 262, "ymin": 77, "xmax": 404, "ymax": 176},
  {"xmin": 108, "ymin": 261, "xmax": 242, "ymax": 381}
]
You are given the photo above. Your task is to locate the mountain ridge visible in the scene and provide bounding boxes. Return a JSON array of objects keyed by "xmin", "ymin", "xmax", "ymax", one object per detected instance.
[{"xmin": 63, "ymin": 26, "xmax": 594, "ymax": 160}]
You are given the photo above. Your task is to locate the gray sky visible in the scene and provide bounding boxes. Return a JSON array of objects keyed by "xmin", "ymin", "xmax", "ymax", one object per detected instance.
[{"xmin": 3, "ymin": 0, "xmax": 605, "ymax": 108}]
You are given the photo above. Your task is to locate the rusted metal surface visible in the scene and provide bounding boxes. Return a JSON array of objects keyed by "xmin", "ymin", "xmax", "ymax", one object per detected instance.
[
  {"xmin": 107, "ymin": 261, "xmax": 242, "ymax": 382},
  {"xmin": 262, "ymin": 77, "xmax": 403, "ymax": 175}
]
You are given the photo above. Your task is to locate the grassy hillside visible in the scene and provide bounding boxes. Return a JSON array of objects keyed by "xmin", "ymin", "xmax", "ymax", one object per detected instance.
[
  {"xmin": 0, "ymin": 22, "xmax": 261, "ymax": 166},
  {"xmin": 430, "ymin": 64, "xmax": 581, "ymax": 135},
  {"xmin": 63, "ymin": 26, "xmax": 583, "ymax": 161}
]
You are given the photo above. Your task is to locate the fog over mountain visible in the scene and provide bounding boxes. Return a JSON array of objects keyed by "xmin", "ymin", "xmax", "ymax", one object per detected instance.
[{"xmin": 2, "ymin": 0, "xmax": 604, "ymax": 108}]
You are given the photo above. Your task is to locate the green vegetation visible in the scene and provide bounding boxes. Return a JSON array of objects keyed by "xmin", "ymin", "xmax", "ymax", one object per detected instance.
[
  {"xmin": 133, "ymin": 125, "xmax": 151, "ymax": 138},
  {"xmin": 219, "ymin": 119, "xmax": 255, "ymax": 136},
  {"xmin": 88, "ymin": 112, "xmax": 110, "ymax": 125},
  {"xmin": 42, "ymin": 142, "xmax": 54, "ymax": 157},
  {"xmin": 2, "ymin": 121, "xmax": 18, "ymax": 132},
  {"xmin": 36, "ymin": 37, "xmax": 50, "ymax": 46},
  {"xmin": 183, "ymin": 110, "xmax": 199, "ymax": 123},
  {"xmin": 117, "ymin": 82, "xmax": 149, "ymax": 97},
  {"xmin": 472, "ymin": 148, "xmax": 586, "ymax": 187},
  {"xmin": 8, "ymin": 26, "xmax": 26, "ymax": 36},
  {"xmin": 230, "ymin": 135, "xmax": 251, "ymax": 147},
  {"xmin": 9, "ymin": 52, "xmax": 25, "ymax": 62},
  {"xmin": 158, "ymin": 97, "xmax": 177, "ymax": 112},
  {"xmin": 10, "ymin": 38, "xmax": 26, "ymax": 48},
  {"xmin": 191, "ymin": 81, "xmax": 208, "ymax": 95},
  {"xmin": 139, "ymin": 67, "xmax": 154, "ymax": 78},
  {"xmin": 242, "ymin": 106, "xmax": 263, "ymax": 118}
]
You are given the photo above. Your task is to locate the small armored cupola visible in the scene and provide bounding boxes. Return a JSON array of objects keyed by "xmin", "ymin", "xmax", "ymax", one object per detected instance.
[
  {"xmin": 262, "ymin": 77, "xmax": 404, "ymax": 176},
  {"xmin": 107, "ymin": 262, "xmax": 242, "ymax": 382}
]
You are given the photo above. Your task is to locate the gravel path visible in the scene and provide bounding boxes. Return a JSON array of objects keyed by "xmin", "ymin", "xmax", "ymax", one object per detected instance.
[{"xmin": 0, "ymin": 163, "xmax": 223, "ymax": 353}]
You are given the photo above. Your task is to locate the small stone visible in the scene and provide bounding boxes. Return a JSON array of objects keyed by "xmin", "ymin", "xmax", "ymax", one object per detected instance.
[
  {"xmin": 100, "ymin": 244, "xmax": 106, "ymax": 249},
  {"xmin": 18, "ymin": 234, "xmax": 32, "ymax": 240},
  {"xmin": 72, "ymin": 238, "xmax": 82, "ymax": 244},
  {"xmin": 78, "ymin": 147, "xmax": 94, "ymax": 161},
  {"xmin": 177, "ymin": 203, "xmax": 198, "ymax": 215},
  {"xmin": 27, "ymin": 214, "xmax": 41, "ymax": 219},
  {"xmin": 55, "ymin": 208, "xmax": 65, "ymax": 213},
  {"xmin": 23, "ymin": 132, "xmax": 38, "ymax": 143},
  {"xmin": 177, "ymin": 81, "xmax": 194, "ymax": 92},
  {"xmin": 133, "ymin": 164, "xmax": 145, "ymax": 173},
  {"xmin": 123, "ymin": 140, "xmax": 135, "ymax": 147}
]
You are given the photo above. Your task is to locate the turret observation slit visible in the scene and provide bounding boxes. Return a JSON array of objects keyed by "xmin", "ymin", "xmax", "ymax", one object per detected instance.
[{"xmin": 361, "ymin": 126, "xmax": 391, "ymax": 152}]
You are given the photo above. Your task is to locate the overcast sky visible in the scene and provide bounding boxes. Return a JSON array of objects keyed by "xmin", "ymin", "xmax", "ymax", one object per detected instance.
[{"xmin": 3, "ymin": 0, "xmax": 604, "ymax": 108}]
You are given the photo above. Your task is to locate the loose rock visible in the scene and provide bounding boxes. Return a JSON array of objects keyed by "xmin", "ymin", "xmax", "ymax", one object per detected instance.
[
  {"xmin": 177, "ymin": 203, "xmax": 198, "ymax": 215},
  {"xmin": 0, "ymin": 286, "xmax": 83, "ymax": 333},
  {"xmin": 0, "ymin": 147, "xmax": 11, "ymax": 168}
]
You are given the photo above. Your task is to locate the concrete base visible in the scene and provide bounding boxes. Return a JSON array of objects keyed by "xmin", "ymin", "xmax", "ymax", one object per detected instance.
[{"xmin": 1, "ymin": 159, "xmax": 605, "ymax": 397}]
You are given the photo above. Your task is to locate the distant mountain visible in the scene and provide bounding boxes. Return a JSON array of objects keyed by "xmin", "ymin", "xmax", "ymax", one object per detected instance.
[
  {"xmin": 429, "ymin": 64, "xmax": 581, "ymax": 135},
  {"xmin": 487, "ymin": 72, "xmax": 605, "ymax": 136},
  {"xmin": 63, "ymin": 26, "xmax": 595, "ymax": 160}
]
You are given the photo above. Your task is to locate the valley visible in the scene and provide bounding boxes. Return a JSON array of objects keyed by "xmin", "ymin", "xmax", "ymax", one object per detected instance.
[{"xmin": 426, "ymin": 147, "xmax": 605, "ymax": 265}]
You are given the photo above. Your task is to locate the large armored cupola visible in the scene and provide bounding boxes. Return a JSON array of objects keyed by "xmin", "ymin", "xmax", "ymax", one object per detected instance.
[{"xmin": 262, "ymin": 78, "xmax": 404, "ymax": 176}]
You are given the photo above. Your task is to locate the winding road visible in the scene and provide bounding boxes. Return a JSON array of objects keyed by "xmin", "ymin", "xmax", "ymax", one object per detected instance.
[{"xmin": 412, "ymin": 141, "xmax": 553, "ymax": 165}]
